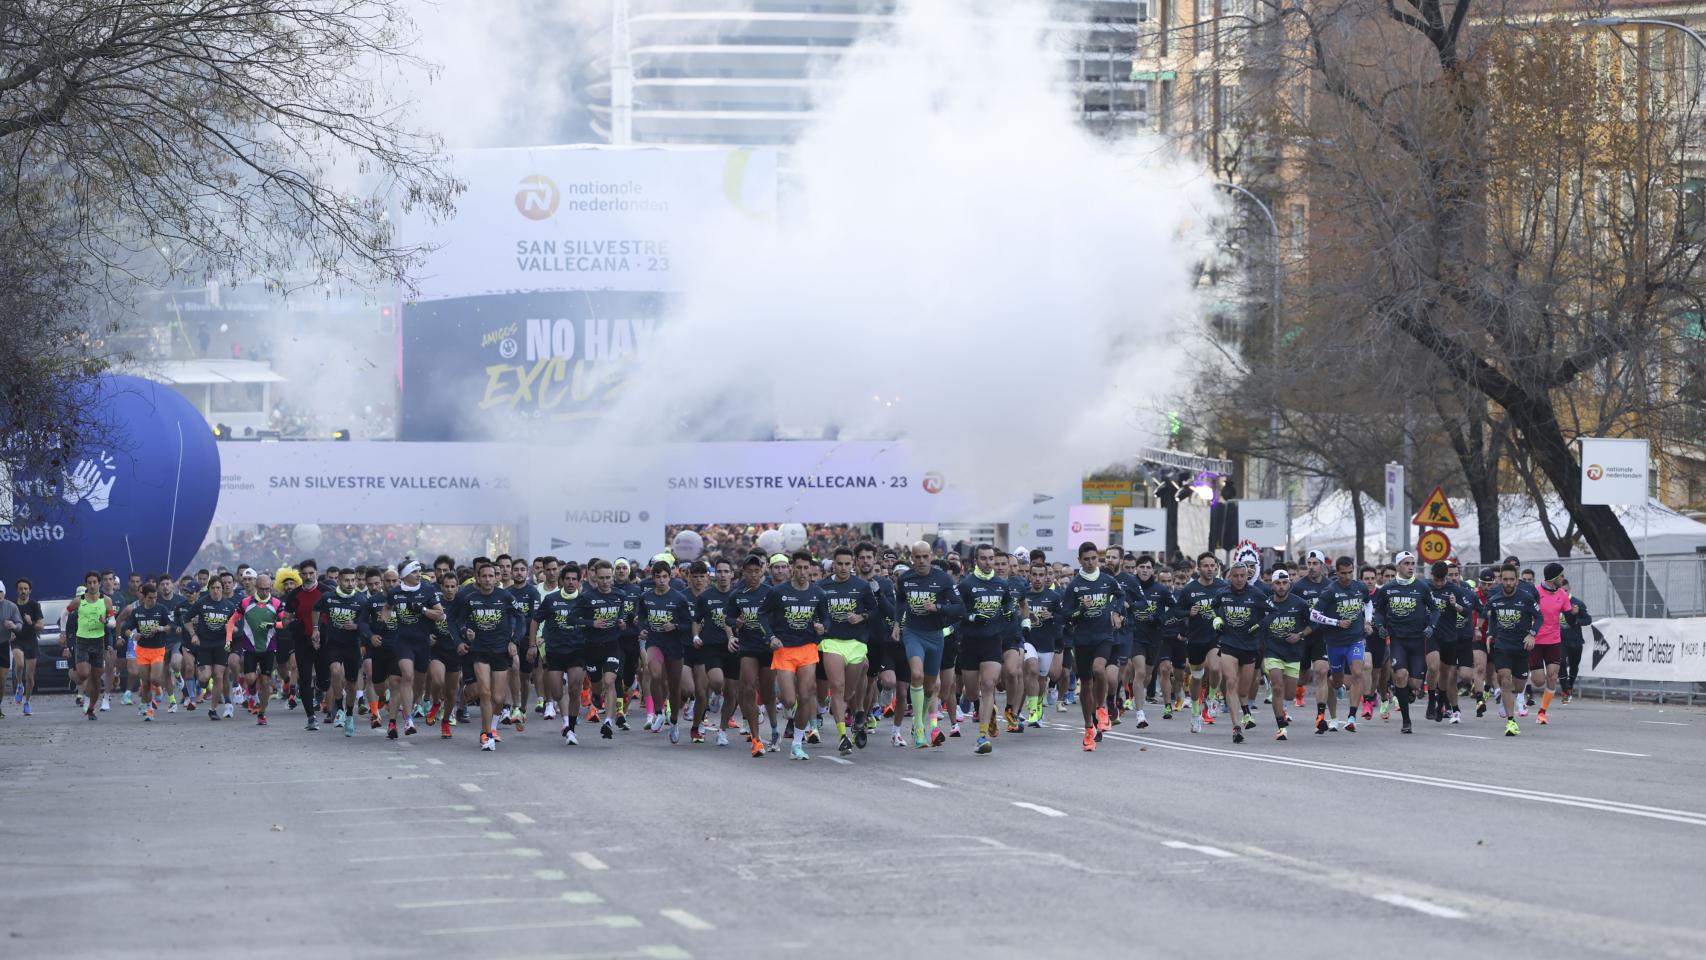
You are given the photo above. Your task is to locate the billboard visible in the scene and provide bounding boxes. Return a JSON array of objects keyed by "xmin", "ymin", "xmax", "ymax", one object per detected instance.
[
  {"xmin": 1580, "ymin": 438, "xmax": 1649, "ymax": 506},
  {"xmin": 398, "ymin": 146, "xmax": 779, "ymax": 440}
]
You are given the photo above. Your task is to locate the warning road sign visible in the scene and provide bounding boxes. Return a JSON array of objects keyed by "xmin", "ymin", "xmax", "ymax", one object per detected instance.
[
  {"xmin": 1411, "ymin": 486, "xmax": 1459, "ymax": 529},
  {"xmin": 1417, "ymin": 529, "xmax": 1452, "ymax": 564}
]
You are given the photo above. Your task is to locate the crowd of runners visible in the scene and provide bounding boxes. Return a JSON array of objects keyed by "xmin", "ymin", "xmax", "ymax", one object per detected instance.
[{"xmin": 0, "ymin": 540, "xmax": 1594, "ymax": 757}]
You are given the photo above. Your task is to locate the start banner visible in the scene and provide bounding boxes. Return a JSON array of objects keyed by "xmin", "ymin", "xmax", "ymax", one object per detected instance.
[{"xmin": 1583, "ymin": 617, "xmax": 1706, "ymax": 682}]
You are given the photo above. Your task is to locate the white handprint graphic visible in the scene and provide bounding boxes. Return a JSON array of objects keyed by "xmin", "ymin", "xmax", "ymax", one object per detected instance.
[{"xmin": 61, "ymin": 452, "xmax": 117, "ymax": 512}]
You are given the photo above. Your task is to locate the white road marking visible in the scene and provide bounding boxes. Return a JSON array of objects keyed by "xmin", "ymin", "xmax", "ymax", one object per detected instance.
[
  {"xmin": 639, "ymin": 948, "xmax": 693, "ymax": 960},
  {"xmin": 1441, "ymin": 732, "xmax": 1489, "ymax": 740},
  {"xmin": 824, "ymin": 756, "xmax": 854, "ymax": 765},
  {"xmin": 255, "ymin": 773, "xmax": 431, "ymax": 785},
  {"xmin": 423, "ymin": 916, "xmax": 640, "ymax": 936},
  {"xmin": 660, "ymin": 908, "xmax": 715, "ymax": 931},
  {"xmin": 425, "ymin": 758, "xmax": 445, "ymax": 765},
  {"xmin": 570, "ymin": 851, "xmax": 609, "ymax": 871},
  {"xmin": 458, "ymin": 782, "xmax": 483, "ymax": 793},
  {"xmin": 1640, "ymin": 720, "xmax": 1689, "ymax": 726},
  {"xmin": 900, "ymin": 777, "xmax": 940, "ymax": 789},
  {"xmin": 1585, "ymin": 748, "xmax": 1650, "ymax": 758},
  {"xmin": 348, "ymin": 850, "xmax": 512, "ymax": 864},
  {"xmin": 1012, "ymin": 802, "xmax": 1067, "ymax": 818},
  {"xmin": 1161, "ymin": 840, "xmax": 1237, "ymax": 859},
  {"xmin": 1372, "ymin": 892, "xmax": 1468, "ymax": 919},
  {"xmin": 368, "ymin": 874, "xmax": 513, "ymax": 885},
  {"xmin": 400, "ymin": 891, "xmax": 602, "ymax": 910},
  {"xmin": 395, "ymin": 764, "xmax": 417, "ymax": 769},
  {"xmin": 505, "ymin": 811, "xmax": 537, "ymax": 824},
  {"xmin": 348, "ymin": 832, "xmax": 511, "ymax": 844},
  {"xmin": 532, "ymin": 869, "xmax": 566, "ymax": 881},
  {"xmin": 1098, "ymin": 729, "xmax": 1706, "ymax": 826}
]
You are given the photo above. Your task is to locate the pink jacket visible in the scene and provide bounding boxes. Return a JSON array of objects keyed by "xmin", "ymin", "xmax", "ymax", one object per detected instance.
[{"xmin": 1535, "ymin": 584, "xmax": 1571, "ymax": 646}]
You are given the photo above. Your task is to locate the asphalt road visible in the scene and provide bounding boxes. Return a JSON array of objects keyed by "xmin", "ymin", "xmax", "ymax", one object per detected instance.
[{"xmin": 3, "ymin": 690, "xmax": 1704, "ymax": 959}]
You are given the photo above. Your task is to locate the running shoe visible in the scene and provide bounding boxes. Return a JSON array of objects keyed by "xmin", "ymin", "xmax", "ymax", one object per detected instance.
[
  {"xmin": 1274, "ymin": 728, "xmax": 1288, "ymax": 741},
  {"xmin": 564, "ymin": 728, "xmax": 579, "ymax": 745},
  {"xmin": 805, "ymin": 727, "xmax": 821, "ymax": 745},
  {"xmin": 1095, "ymin": 707, "xmax": 1110, "ymax": 732},
  {"xmin": 751, "ymin": 736, "xmax": 765, "ymax": 758},
  {"xmin": 1241, "ymin": 714, "xmax": 1256, "ymax": 731},
  {"xmin": 716, "ymin": 730, "xmax": 729, "ymax": 747},
  {"xmin": 1536, "ymin": 710, "xmax": 1549, "ymax": 725},
  {"xmin": 512, "ymin": 712, "xmax": 526, "ymax": 734},
  {"xmin": 1401, "ymin": 721, "xmax": 1412, "ymax": 734},
  {"xmin": 142, "ymin": 708, "xmax": 153, "ymax": 722},
  {"xmin": 387, "ymin": 719, "xmax": 399, "ymax": 740},
  {"xmin": 405, "ymin": 718, "xmax": 417, "ymax": 737},
  {"xmin": 931, "ymin": 728, "xmax": 947, "ymax": 748},
  {"xmin": 1190, "ymin": 714, "xmax": 1202, "ymax": 734},
  {"xmin": 1232, "ymin": 728, "xmax": 1244, "ymax": 744},
  {"xmin": 11, "ymin": 684, "xmax": 19, "ymax": 704},
  {"xmin": 1360, "ymin": 700, "xmax": 1372, "ymax": 720},
  {"xmin": 790, "ymin": 742, "xmax": 809, "ymax": 761},
  {"xmin": 948, "ymin": 722, "xmax": 961, "ymax": 739},
  {"xmin": 306, "ymin": 715, "xmax": 319, "ymax": 731},
  {"xmin": 893, "ymin": 730, "xmax": 907, "ymax": 747},
  {"xmin": 853, "ymin": 725, "xmax": 867, "ymax": 749},
  {"xmin": 344, "ymin": 713, "xmax": 355, "ymax": 736},
  {"xmin": 974, "ymin": 735, "xmax": 992, "ymax": 755},
  {"xmin": 544, "ymin": 701, "xmax": 557, "ymax": 720},
  {"xmin": 1162, "ymin": 704, "xmax": 1174, "ymax": 720},
  {"xmin": 1134, "ymin": 709, "xmax": 1149, "ymax": 729},
  {"xmin": 122, "ymin": 690, "xmax": 132, "ymax": 706},
  {"xmin": 480, "ymin": 732, "xmax": 495, "ymax": 751},
  {"xmin": 1344, "ymin": 719, "xmax": 1357, "ymax": 733},
  {"xmin": 1082, "ymin": 726, "xmax": 1096, "ymax": 751},
  {"xmin": 441, "ymin": 719, "xmax": 452, "ymax": 739},
  {"xmin": 1055, "ymin": 697, "xmax": 1067, "ymax": 713},
  {"xmin": 1294, "ymin": 689, "xmax": 1305, "ymax": 707},
  {"xmin": 1496, "ymin": 702, "xmax": 1508, "ymax": 720},
  {"xmin": 99, "ymin": 694, "xmax": 111, "ymax": 711},
  {"xmin": 1449, "ymin": 710, "xmax": 1461, "ymax": 724},
  {"xmin": 1425, "ymin": 701, "xmax": 1438, "ymax": 722},
  {"xmin": 838, "ymin": 734, "xmax": 853, "ymax": 756},
  {"xmin": 21, "ymin": 702, "xmax": 31, "ymax": 717},
  {"xmin": 1517, "ymin": 702, "xmax": 1528, "ymax": 719},
  {"xmin": 1504, "ymin": 719, "xmax": 1520, "ymax": 737},
  {"xmin": 1379, "ymin": 699, "xmax": 1390, "ymax": 721},
  {"xmin": 1327, "ymin": 718, "xmax": 1340, "ymax": 732},
  {"xmin": 501, "ymin": 710, "xmax": 515, "ymax": 726},
  {"xmin": 257, "ymin": 714, "xmax": 268, "ymax": 726},
  {"xmin": 535, "ymin": 697, "xmax": 546, "ymax": 715},
  {"xmin": 221, "ymin": 702, "xmax": 233, "ymax": 719},
  {"xmin": 601, "ymin": 720, "xmax": 615, "ymax": 740},
  {"xmin": 1201, "ymin": 706, "xmax": 1215, "ymax": 726},
  {"xmin": 690, "ymin": 727, "xmax": 704, "ymax": 744},
  {"xmin": 207, "ymin": 707, "xmax": 218, "ymax": 721},
  {"xmin": 614, "ymin": 713, "xmax": 630, "ymax": 732},
  {"xmin": 668, "ymin": 724, "xmax": 680, "ymax": 744}
]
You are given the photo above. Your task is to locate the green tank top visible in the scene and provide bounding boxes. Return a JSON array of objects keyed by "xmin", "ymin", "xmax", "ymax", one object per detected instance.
[{"xmin": 76, "ymin": 595, "xmax": 108, "ymax": 639}]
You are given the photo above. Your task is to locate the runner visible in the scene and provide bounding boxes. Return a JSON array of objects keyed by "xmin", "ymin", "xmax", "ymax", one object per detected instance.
[
  {"xmin": 853, "ymin": 543, "xmax": 906, "ymax": 747},
  {"xmin": 183, "ymin": 578, "xmax": 236, "ymax": 720},
  {"xmin": 1309, "ymin": 556, "xmax": 1369, "ymax": 734},
  {"xmin": 120, "ymin": 586, "xmax": 174, "ymax": 722},
  {"xmin": 1123, "ymin": 554, "xmax": 1171, "ymax": 729},
  {"xmin": 64, "ymin": 569, "xmax": 115, "ymax": 722},
  {"xmin": 1484, "ymin": 564, "xmax": 1540, "ymax": 736},
  {"xmin": 1175, "ymin": 553, "xmax": 1226, "ymax": 733},
  {"xmin": 1208, "ymin": 562, "xmax": 1265, "ymax": 743},
  {"xmin": 507, "ymin": 557, "xmax": 539, "ymax": 728},
  {"xmin": 534, "ymin": 561, "xmax": 587, "ymax": 745},
  {"xmin": 427, "ymin": 570, "xmax": 462, "ymax": 738},
  {"xmin": 9, "ymin": 579, "xmax": 43, "ymax": 716},
  {"xmin": 1371, "ymin": 552, "xmax": 1439, "ymax": 734},
  {"xmin": 956, "ymin": 544, "xmax": 1015, "ymax": 755},
  {"xmin": 760, "ymin": 551, "xmax": 830, "ymax": 761},
  {"xmin": 636, "ymin": 559, "xmax": 694, "ymax": 743},
  {"xmin": 818, "ymin": 546, "xmax": 875, "ymax": 755},
  {"xmin": 1290, "ymin": 551, "xmax": 1333, "ymax": 713},
  {"xmin": 225, "ymin": 575, "xmax": 284, "ymax": 726},
  {"xmin": 893, "ymin": 541, "xmax": 964, "ymax": 749},
  {"xmin": 688, "ymin": 559, "xmax": 735, "ymax": 745},
  {"xmin": 1532, "ymin": 562, "xmax": 1571, "ymax": 725},
  {"xmin": 1062, "ymin": 541, "xmax": 1124, "ymax": 751},
  {"xmin": 1559, "ymin": 584, "xmax": 1592, "ymax": 703},
  {"xmin": 0, "ymin": 582, "xmax": 16, "ymax": 720},
  {"xmin": 1255, "ymin": 569, "xmax": 1310, "ymax": 739},
  {"xmin": 450, "ymin": 560, "xmax": 517, "ymax": 751},
  {"xmin": 1427, "ymin": 561, "xmax": 1480, "ymax": 724},
  {"xmin": 995, "ymin": 551, "xmax": 1028, "ymax": 735},
  {"xmin": 725, "ymin": 555, "xmax": 778, "ymax": 756},
  {"xmin": 311, "ymin": 568, "xmax": 372, "ymax": 737},
  {"xmin": 575, "ymin": 560, "xmax": 630, "ymax": 743},
  {"xmin": 1022, "ymin": 554, "xmax": 1064, "ymax": 726},
  {"xmin": 281, "ymin": 560, "xmax": 327, "ymax": 725}
]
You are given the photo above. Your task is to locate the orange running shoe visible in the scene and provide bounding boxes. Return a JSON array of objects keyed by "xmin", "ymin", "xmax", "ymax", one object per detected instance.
[
  {"xmin": 1536, "ymin": 710, "xmax": 1549, "ymax": 725},
  {"xmin": 440, "ymin": 719, "xmax": 452, "ymax": 739},
  {"xmin": 750, "ymin": 735, "xmax": 764, "ymax": 758},
  {"xmin": 587, "ymin": 707, "xmax": 601, "ymax": 724},
  {"xmin": 1082, "ymin": 726, "xmax": 1097, "ymax": 751},
  {"xmin": 1294, "ymin": 688, "xmax": 1305, "ymax": 707},
  {"xmin": 1095, "ymin": 707, "xmax": 1111, "ymax": 732}
]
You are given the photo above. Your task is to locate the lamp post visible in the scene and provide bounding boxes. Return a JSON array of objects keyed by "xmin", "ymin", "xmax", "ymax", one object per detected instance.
[
  {"xmin": 1216, "ymin": 181, "xmax": 1283, "ymax": 499},
  {"xmin": 1576, "ymin": 16, "xmax": 1706, "ymax": 55}
]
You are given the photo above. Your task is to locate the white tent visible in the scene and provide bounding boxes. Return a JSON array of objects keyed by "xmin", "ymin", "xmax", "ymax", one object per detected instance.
[{"xmin": 1289, "ymin": 492, "xmax": 1706, "ymax": 562}]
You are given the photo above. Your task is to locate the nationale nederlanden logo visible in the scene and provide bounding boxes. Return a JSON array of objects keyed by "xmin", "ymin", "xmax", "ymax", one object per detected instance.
[
  {"xmin": 1587, "ymin": 463, "xmax": 1604, "ymax": 481},
  {"xmin": 515, "ymin": 175, "xmax": 559, "ymax": 220}
]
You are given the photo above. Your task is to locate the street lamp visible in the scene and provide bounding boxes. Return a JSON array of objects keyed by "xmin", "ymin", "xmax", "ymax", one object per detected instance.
[
  {"xmin": 1215, "ymin": 180, "xmax": 1283, "ymax": 499},
  {"xmin": 1575, "ymin": 16, "xmax": 1706, "ymax": 55}
]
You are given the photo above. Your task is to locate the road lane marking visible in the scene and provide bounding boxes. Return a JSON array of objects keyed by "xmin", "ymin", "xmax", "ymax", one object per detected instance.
[
  {"xmin": 1640, "ymin": 720, "xmax": 1689, "ymax": 726},
  {"xmin": 348, "ymin": 831, "xmax": 512, "ymax": 844},
  {"xmin": 255, "ymin": 773, "xmax": 430, "ymax": 785},
  {"xmin": 900, "ymin": 777, "xmax": 940, "ymax": 789},
  {"xmin": 458, "ymin": 783, "xmax": 483, "ymax": 793},
  {"xmin": 660, "ymin": 908, "xmax": 715, "ymax": 931},
  {"xmin": 400, "ymin": 891, "xmax": 602, "ymax": 910},
  {"xmin": 505, "ymin": 811, "xmax": 536, "ymax": 824},
  {"xmin": 423, "ymin": 916, "xmax": 640, "ymax": 936},
  {"xmin": 1012, "ymin": 802, "xmax": 1067, "ymax": 818},
  {"xmin": 426, "ymin": 758, "xmax": 445, "ymax": 765},
  {"xmin": 570, "ymin": 851, "xmax": 609, "ymax": 871},
  {"xmin": 1097, "ymin": 729, "xmax": 1706, "ymax": 826},
  {"xmin": 317, "ymin": 803, "xmax": 474, "ymax": 815},
  {"xmin": 1585, "ymin": 748, "xmax": 1650, "ymax": 757},
  {"xmin": 1162, "ymin": 840, "xmax": 1237, "ymax": 859},
  {"xmin": 824, "ymin": 756, "xmax": 854, "ymax": 765},
  {"xmin": 368, "ymin": 874, "xmax": 513, "ymax": 885},
  {"xmin": 1373, "ymin": 892, "xmax": 1468, "ymax": 919},
  {"xmin": 1441, "ymin": 733, "xmax": 1488, "ymax": 740}
]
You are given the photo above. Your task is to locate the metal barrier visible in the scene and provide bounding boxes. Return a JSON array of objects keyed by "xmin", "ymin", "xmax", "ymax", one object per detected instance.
[{"xmin": 1517, "ymin": 555, "xmax": 1706, "ymax": 619}]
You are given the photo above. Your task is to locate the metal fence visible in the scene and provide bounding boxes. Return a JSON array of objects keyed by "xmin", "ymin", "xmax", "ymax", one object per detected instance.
[{"xmin": 1522, "ymin": 555, "xmax": 1706, "ymax": 619}]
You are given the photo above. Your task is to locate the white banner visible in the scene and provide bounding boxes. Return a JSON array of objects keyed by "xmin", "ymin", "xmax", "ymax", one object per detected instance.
[
  {"xmin": 526, "ymin": 479, "xmax": 661, "ymax": 561},
  {"xmin": 212, "ymin": 442, "xmax": 520, "ymax": 525},
  {"xmin": 1124, "ymin": 506, "xmax": 1166, "ymax": 552},
  {"xmin": 1384, "ymin": 462, "xmax": 1406, "ymax": 552},
  {"xmin": 403, "ymin": 146, "xmax": 779, "ymax": 300},
  {"xmin": 655, "ymin": 441, "xmax": 974, "ymax": 522},
  {"xmin": 1584, "ymin": 617, "xmax": 1706, "ymax": 682},
  {"xmin": 1004, "ymin": 486, "xmax": 1076, "ymax": 562},
  {"xmin": 1580, "ymin": 438, "xmax": 1650, "ymax": 506},
  {"xmin": 1237, "ymin": 499, "xmax": 1289, "ymax": 549},
  {"xmin": 1068, "ymin": 504, "xmax": 1111, "ymax": 551}
]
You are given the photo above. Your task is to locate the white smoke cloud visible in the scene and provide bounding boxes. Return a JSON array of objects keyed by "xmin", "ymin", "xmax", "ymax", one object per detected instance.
[{"xmin": 573, "ymin": 0, "xmax": 1215, "ymax": 510}]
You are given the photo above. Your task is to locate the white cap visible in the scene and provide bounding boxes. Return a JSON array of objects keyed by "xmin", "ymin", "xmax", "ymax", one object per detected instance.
[
  {"xmin": 1395, "ymin": 551, "xmax": 1417, "ymax": 565},
  {"xmin": 1306, "ymin": 549, "xmax": 1327, "ymax": 564},
  {"xmin": 400, "ymin": 560, "xmax": 423, "ymax": 578},
  {"xmin": 240, "ymin": 567, "xmax": 257, "ymax": 578},
  {"xmin": 1272, "ymin": 569, "xmax": 1292, "ymax": 581},
  {"xmin": 0, "ymin": 579, "xmax": 7, "ymax": 593}
]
